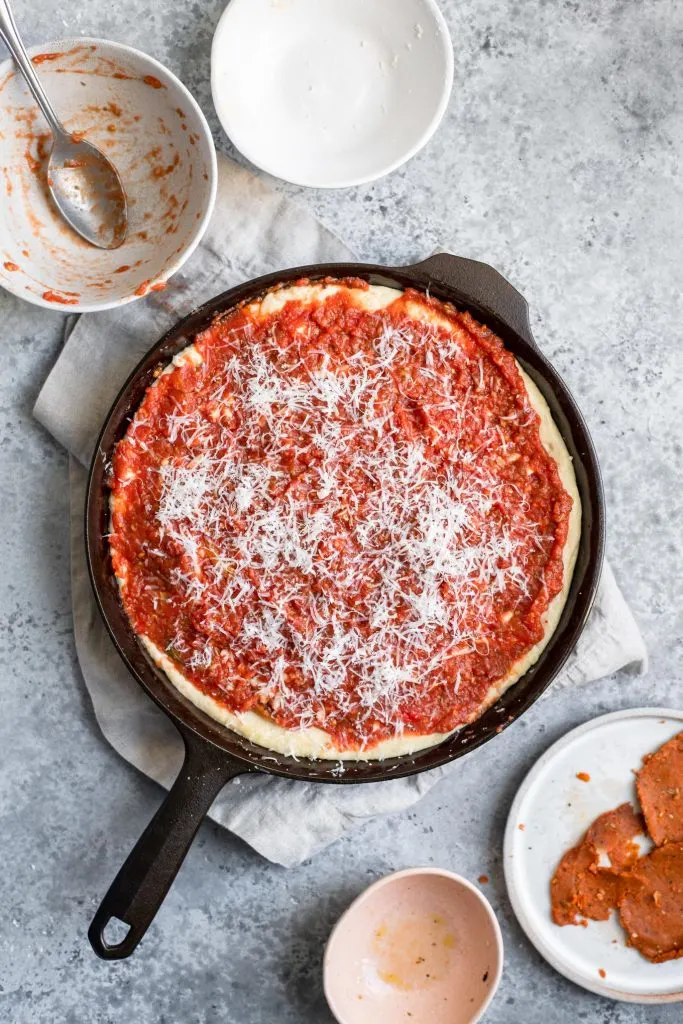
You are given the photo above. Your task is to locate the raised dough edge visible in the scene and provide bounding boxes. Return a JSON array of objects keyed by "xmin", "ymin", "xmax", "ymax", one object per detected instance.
[{"xmin": 141, "ymin": 636, "xmax": 453, "ymax": 760}]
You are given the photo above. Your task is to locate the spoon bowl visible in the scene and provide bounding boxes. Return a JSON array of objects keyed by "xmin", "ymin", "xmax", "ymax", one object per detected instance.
[{"xmin": 49, "ymin": 132, "xmax": 127, "ymax": 249}]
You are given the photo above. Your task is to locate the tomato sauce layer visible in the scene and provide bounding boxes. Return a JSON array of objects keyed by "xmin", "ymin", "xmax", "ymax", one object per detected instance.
[{"xmin": 110, "ymin": 282, "xmax": 573, "ymax": 750}]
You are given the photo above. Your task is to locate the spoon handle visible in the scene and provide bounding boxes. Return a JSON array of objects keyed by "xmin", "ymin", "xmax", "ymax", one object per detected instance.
[{"xmin": 0, "ymin": 0, "xmax": 66, "ymax": 137}]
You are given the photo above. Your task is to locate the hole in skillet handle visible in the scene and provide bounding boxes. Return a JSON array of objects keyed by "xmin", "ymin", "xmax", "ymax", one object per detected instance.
[
  {"xmin": 401, "ymin": 252, "xmax": 537, "ymax": 350},
  {"xmin": 102, "ymin": 916, "xmax": 132, "ymax": 947},
  {"xmin": 88, "ymin": 726, "xmax": 251, "ymax": 960}
]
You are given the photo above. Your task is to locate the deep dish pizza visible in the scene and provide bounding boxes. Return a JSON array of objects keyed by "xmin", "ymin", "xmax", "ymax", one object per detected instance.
[{"xmin": 109, "ymin": 279, "xmax": 581, "ymax": 759}]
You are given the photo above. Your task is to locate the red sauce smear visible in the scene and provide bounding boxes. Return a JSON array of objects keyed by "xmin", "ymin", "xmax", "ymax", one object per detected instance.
[
  {"xmin": 576, "ymin": 772, "xmax": 591, "ymax": 783},
  {"xmin": 110, "ymin": 282, "xmax": 573, "ymax": 750},
  {"xmin": 143, "ymin": 75, "xmax": 164, "ymax": 89},
  {"xmin": 42, "ymin": 289, "xmax": 80, "ymax": 305},
  {"xmin": 25, "ymin": 133, "xmax": 50, "ymax": 175},
  {"xmin": 32, "ymin": 52, "xmax": 61, "ymax": 64},
  {"xmin": 151, "ymin": 153, "xmax": 180, "ymax": 179},
  {"xmin": 3, "ymin": 261, "xmax": 19, "ymax": 272}
]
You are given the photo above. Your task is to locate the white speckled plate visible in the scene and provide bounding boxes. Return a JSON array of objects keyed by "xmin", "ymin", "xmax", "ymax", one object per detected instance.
[
  {"xmin": 504, "ymin": 708, "xmax": 683, "ymax": 1003},
  {"xmin": 211, "ymin": 0, "xmax": 453, "ymax": 188}
]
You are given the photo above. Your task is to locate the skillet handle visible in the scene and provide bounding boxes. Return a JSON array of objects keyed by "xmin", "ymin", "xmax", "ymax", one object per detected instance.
[
  {"xmin": 401, "ymin": 252, "xmax": 537, "ymax": 348},
  {"xmin": 88, "ymin": 729, "xmax": 249, "ymax": 960}
]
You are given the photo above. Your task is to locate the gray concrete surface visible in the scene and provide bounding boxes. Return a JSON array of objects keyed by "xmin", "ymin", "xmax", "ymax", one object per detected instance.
[{"xmin": 2, "ymin": 1, "xmax": 682, "ymax": 1021}]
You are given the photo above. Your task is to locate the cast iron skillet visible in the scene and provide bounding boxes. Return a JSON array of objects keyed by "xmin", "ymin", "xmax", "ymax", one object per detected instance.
[{"xmin": 86, "ymin": 253, "xmax": 605, "ymax": 960}]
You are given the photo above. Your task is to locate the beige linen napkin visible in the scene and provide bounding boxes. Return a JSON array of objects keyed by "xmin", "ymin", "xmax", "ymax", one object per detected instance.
[{"xmin": 34, "ymin": 155, "xmax": 647, "ymax": 867}]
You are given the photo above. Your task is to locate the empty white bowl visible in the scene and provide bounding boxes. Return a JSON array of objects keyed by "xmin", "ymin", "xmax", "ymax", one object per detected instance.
[
  {"xmin": 324, "ymin": 868, "xmax": 503, "ymax": 1024},
  {"xmin": 211, "ymin": 0, "xmax": 454, "ymax": 188},
  {"xmin": 0, "ymin": 38, "xmax": 217, "ymax": 311}
]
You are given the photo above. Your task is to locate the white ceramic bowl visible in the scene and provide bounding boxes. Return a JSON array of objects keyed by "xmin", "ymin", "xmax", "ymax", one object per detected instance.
[
  {"xmin": 0, "ymin": 39, "xmax": 217, "ymax": 312},
  {"xmin": 211, "ymin": 0, "xmax": 454, "ymax": 188},
  {"xmin": 324, "ymin": 868, "xmax": 503, "ymax": 1024}
]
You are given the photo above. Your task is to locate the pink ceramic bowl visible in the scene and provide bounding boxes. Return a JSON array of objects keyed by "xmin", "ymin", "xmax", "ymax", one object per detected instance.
[{"xmin": 324, "ymin": 868, "xmax": 503, "ymax": 1024}]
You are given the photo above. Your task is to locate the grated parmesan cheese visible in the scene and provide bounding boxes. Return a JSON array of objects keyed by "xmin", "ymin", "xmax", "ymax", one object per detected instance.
[{"xmin": 110, "ymin": 287, "xmax": 570, "ymax": 749}]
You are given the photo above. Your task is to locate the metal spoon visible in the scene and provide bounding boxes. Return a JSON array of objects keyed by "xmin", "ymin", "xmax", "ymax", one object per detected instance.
[{"xmin": 0, "ymin": 0, "xmax": 128, "ymax": 249}]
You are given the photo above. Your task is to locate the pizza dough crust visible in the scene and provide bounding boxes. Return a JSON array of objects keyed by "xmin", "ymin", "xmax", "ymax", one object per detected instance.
[{"xmin": 130, "ymin": 283, "xmax": 582, "ymax": 760}]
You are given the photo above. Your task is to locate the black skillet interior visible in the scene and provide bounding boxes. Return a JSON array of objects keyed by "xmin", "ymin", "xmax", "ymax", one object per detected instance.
[{"xmin": 86, "ymin": 253, "xmax": 604, "ymax": 959}]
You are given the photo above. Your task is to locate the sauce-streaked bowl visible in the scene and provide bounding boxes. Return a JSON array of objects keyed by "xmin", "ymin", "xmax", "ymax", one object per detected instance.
[
  {"xmin": 0, "ymin": 38, "xmax": 216, "ymax": 312},
  {"xmin": 324, "ymin": 868, "xmax": 503, "ymax": 1024}
]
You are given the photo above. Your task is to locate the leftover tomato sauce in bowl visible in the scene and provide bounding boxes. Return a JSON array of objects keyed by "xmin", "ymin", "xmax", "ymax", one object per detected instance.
[
  {"xmin": 108, "ymin": 277, "xmax": 581, "ymax": 759},
  {"xmin": 0, "ymin": 39, "xmax": 216, "ymax": 312}
]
